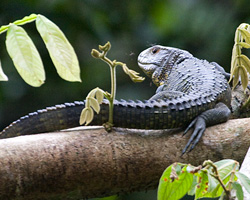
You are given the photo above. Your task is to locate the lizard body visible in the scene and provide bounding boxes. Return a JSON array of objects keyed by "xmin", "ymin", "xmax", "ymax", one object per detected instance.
[{"xmin": 1, "ymin": 45, "xmax": 232, "ymax": 153}]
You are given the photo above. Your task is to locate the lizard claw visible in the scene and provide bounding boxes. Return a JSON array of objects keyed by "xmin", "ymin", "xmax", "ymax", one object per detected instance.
[
  {"xmin": 181, "ymin": 116, "xmax": 206, "ymax": 156},
  {"xmin": 183, "ymin": 118, "xmax": 196, "ymax": 136}
]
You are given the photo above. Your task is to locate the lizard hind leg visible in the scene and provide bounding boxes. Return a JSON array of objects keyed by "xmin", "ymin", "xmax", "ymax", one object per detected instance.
[{"xmin": 181, "ymin": 102, "xmax": 231, "ymax": 155}]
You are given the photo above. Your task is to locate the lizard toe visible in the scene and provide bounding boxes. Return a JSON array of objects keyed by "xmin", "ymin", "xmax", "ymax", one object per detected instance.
[{"xmin": 182, "ymin": 116, "xmax": 206, "ymax": 155}]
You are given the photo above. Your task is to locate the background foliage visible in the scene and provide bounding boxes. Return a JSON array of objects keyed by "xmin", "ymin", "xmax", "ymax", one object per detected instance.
[{"xmin": 0, "ymin": 0, "xmax": 250, "ymax": 199}]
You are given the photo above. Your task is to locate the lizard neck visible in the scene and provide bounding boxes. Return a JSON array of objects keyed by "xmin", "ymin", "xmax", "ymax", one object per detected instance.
[{"xmin": 152, "ymin": 51, "xmax": 192, "ymax": 86}]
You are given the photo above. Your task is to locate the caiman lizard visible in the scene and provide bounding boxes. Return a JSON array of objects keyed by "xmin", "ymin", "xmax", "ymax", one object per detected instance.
[{"xmin": 1, "ymin": 45, "xmax": 232, "ymax": 154}]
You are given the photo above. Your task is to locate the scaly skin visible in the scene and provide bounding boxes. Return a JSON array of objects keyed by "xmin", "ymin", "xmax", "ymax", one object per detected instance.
[{"xmin": 1, "ymin": 45, "xmax": 232, "ymax": 153}]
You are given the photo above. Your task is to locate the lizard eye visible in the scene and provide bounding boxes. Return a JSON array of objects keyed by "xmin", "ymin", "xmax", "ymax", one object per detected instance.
[{"xmin": 151, "ymin": 47, "xmax": 160, "ymax": 54}]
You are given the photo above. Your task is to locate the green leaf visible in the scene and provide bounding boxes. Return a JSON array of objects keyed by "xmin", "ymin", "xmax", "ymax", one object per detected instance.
[
  {"xmin": 79, "ymin": 107, "xmax": 94, "ymax": 125},
  {"xmin": 158, "ymin": 164, "xmax": 193, "ymax": 200},
  {"xmin": 235, "ymin": 171, "xmax": 250, "ymax": 194},
  {"xmin": 203, "ymin": 160, "xmax": 239, "ymax": 198},
  {"xmin": 35, "ymin": 14, "xmax": 81, "ymax": 82},
  {"xmin": 0, "ymin": 60, "xmax": 8, "ymax": 81},
  {"xmin": 214, "ymin": 159, "xmax": 239, "ymax": 177},
  {"xmin": 188, "ymin": 177, "xmax": 197, "ymax": 196},
  {"xmin": 232, "ymin": 182, "xmax": 244, "ymax": 200},
  {"xmin": 218, "ymin": 191, "xmax": 225, "ymax": 200},
  {"xmin": 207, "ymin": 172, "xmax": 219, "ymax": 193},
  {"xmin": 6, "ymin": 24, "xmax": 45, "ymax": 87},
  {"xmin": 195, "ymin": 170, "xmax": 211, "ymax": 199},
  {"xmin": 93, "ymin": 195, "xmax": 119, "ymax": 200}
]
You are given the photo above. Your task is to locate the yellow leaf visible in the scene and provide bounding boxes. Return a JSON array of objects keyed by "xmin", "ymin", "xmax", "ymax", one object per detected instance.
[
  {"xmin": 0, "ymin": 60, "xmax": 8, "ymax": 81},
  {"xmin": 36, "ymin": 15, "xmax": 81, "ymax": 82},
  {"xmin": 240, "ymin": 55, "xmax": 250, "ymax": 74},
  {"xmin": 239, "ymin": 42, "xmax": 250, "ymax": 49},
  {"xmin": 230, "ymin": 46, "xmax": 237, "ymax": 83},
  {"xmin": 232, "ymin": 67, "xmax": 240, "ymax": 90},
  {"xmin": 79, "ymin": 107, "xmax": 94, "ymax": 125},
  {"xmin": 88, "ymin": 97, "xmax": 100, "ymax": 114},
  {"xmin": 95, "ymin": 88, "xmax": 104, "ymax": 104},
  {"xmin": 6, "ymin": 24, "xmax": 45, "ymax": 87},
  {"xmin": 239, "ymin": 28, "xmax": 250, "ymax": 44},
  {"xmin": 239, "ymin": 67, "xmax": 249, "ymax": 92}
]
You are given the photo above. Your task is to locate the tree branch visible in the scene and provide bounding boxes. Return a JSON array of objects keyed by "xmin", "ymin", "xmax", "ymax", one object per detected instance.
[{"xmin": 0, "ymin": 118, "xmax": 250, "ymax": 200}]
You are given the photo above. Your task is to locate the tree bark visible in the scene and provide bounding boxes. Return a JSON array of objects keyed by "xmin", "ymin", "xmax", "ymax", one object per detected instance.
[{"xmin": 0, "ymin": 117, "xmax": 250, "ymax": 200}]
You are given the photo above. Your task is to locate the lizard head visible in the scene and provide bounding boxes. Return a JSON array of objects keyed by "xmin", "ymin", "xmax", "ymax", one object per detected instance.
[{"xmin": 137, "ymin": 45, "xmax": 192, "ymax": 86}]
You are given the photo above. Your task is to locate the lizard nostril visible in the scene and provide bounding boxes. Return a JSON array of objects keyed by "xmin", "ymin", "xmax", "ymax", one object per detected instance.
[{"xmin": 151, "ymin": 47, "xmax": 160, "ymax": 54}]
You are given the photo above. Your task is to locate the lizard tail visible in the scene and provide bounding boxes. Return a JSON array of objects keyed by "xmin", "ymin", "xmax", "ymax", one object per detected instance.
[{"xmin": 0, "ymin": 101, "xmax": 92, "ymax": 139}]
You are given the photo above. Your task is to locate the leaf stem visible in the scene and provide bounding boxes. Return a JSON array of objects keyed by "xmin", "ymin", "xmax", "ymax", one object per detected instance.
[
  {"xmin": 204, "ymin": 161, "xmax": 231, "ymax": 199},
  {"xmin": 95, "ymin": 42, "xmax": 117, "ymax": 130},
  {"xmin": 235, "ymin": 29, "xmax": 242, "ymax": 69},
  {"xmin": 89, "ymin": 41, "xmax": 144, "ymax": 131},
  {"xmin": 109, "ymin": 65, "xmax": 116, "ymax": 125},
  {"xmin": 0, "ymin": 14, "xmax": 37, "ymax": 35}
]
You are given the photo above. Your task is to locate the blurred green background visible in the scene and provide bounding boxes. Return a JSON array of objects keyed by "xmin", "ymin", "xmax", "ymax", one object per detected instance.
[
  {"xmin": 0, "ymin": 0, "xmax": 249, "ymax": 129},
  {"xmin": 0, "ymin": 0, "xmax": 249, "ymax": 199}
]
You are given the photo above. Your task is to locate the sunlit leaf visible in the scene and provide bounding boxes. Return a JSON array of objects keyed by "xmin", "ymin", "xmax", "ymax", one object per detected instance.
[
  {"xmin": 121, "ymin": 64, "xmax": 145, "ymax": 82},
  {"xmin": 232, "ymin": 182, "xmax": 244, "ymax": 200},
  {"xmin": 239, "ymin": 28, "xmax": 250, "ymax": 44},
  {"xmin": 188, "ymin": 177, "xmax": 197, "ymax": 196},
  {"xmin": 0, "ymin": 60, "xmax": 8, "ymax": 81},
  {"xmin": 86, "ymin": 87, "xmax": 104, "ymax": 104},
  {"xmin": 88, "ymin": 88, "xmax": 98, "ymax": 98},
  {"xmin": 79, "ymin": 107, "xmax": 94, "ymax": 125},
  {"xmin": 88, "ymin": 97, "xmax": 100, "ymax": 114},
  {"xmin": 210, "ymin": 175, "xmax": 231, "ymax": 198},
  {"xmin": 207, "ymin": 172, "xmax": 219, "ymax": 193},
  {"xmin": 229, "ymin": 46, "xmax": 237, "ymax": 83},
  {"xmin": 36, "ymin": 14, "xmax": 81, "ymax": 82},
  {"xmin": 202, "ymin": 160, "xmax": 239, "ymax": 198},
  {"xmin": 194, "ymin": 170, "xmax": 218, "ymax": 199},
  {"xmin": 6, "ymin": 24, "xmax": 45, "ymax": 87},
  {"xmin": 93, "ymin": 195, "xmax": 119, "ymax": 200},
  {"xmin": 95, "ymin": 88, "xmax": 104, "ymax": 104},
  {"xmin": 239, "ymin": 67, "xmax": 248, "ymax": 91},
  {"xmin": 239, "ymin": 42, "xmax": 250, "ymax": 49},
  {"xmin": 214, "ymin": 159, "xmax": 239, "ymax": 175},
  {"xmin": 232, "ymin": 67, "xmax": 240, "ymax": 90},
  {"xmin": 235, "ymin": 171, "xmax": 250, "ymax": 194},
  {"xmin": 240, "ymin": 55, "xmax": 250, "ymax": 74}
]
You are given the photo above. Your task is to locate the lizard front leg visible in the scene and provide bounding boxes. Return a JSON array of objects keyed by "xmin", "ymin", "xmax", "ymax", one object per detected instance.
[
  {"xmin": 149, "ymin": 85, "xmax": 185, "ymax": 101},
  {"xmin": 182, "ymin": 102, "xmax": 231, "ymax": 155}
]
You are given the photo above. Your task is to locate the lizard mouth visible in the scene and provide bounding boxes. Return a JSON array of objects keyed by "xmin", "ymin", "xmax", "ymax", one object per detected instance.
[
  {"xmin": 138, "ymin": 61, "xmax": 158, "ymax": 69},
  {"xmin": 137, "ymin": 61, "xmax": 158, "ymax": 77}
]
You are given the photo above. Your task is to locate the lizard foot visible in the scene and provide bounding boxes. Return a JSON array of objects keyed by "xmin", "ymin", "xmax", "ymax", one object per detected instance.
[{"xmin": 181, "ymin": 116, "xmax": 206, "ymax": 155}]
